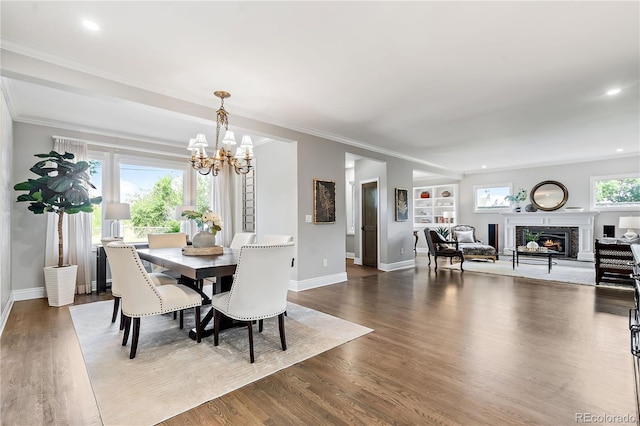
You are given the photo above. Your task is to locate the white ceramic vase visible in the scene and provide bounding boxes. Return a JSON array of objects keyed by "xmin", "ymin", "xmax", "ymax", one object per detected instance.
[
  {"xmin": 526, "ymin": 241, "xmax": 539, "ymax": 249},
  {"xmin": 192, "ymin": 230, "xmax": 217, "ymax": 248},
  {"xmin": 43, "ymin": 265, "xmax": 77, "ymax": 307}
]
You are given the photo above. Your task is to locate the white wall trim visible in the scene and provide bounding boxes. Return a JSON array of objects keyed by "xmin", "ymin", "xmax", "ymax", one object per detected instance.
[
  {"xmin": 346, "ymin": 252, "xmax": 355, "ymax": 259},
  {"xmin": 0, "ymin": 294, "xmax": 14, "ymax": 338},
  {"xmin": 416, "ymin": 247, "xmax": 429, "ymax": 254},
  {"xmin": 289, "ymin": 272, "xmax": 348, "ymax": 292},
  {"xmin": 12, "ymin": 286, "xmax": 46, "ymax": 301},
  {"xmin": 353, "ymin": 257, "xmax": 362, "ymax": 265},
  {"xmin": 379, "ymin": 259, "xmax": 415, "ymax": 272}
]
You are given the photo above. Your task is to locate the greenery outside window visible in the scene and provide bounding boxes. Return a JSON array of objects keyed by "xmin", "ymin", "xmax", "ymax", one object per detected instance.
[
  {"xmin": 473, "ymin": 183, "xmax": 512, "ymax": 213},
  {"xmin": 590, "ymin": 174, "xmax": 640, "ymax": 211}
]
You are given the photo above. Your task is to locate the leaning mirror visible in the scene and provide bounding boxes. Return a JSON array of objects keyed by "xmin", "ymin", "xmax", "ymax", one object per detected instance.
[{"xmin": 530, "ymin": 180, "xmax": 568, "ymax": 211}]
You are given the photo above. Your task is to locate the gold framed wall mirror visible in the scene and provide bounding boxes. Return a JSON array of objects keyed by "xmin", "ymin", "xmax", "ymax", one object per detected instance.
[{"xmin": 530, "ymin": 180, "xmax": 568, "ymax": 211}]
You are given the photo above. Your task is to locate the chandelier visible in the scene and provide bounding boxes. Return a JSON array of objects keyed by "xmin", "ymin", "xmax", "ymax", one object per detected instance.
[{"xmin": 188, "ymin": 90, "xmax": 254, "ymax": 176}]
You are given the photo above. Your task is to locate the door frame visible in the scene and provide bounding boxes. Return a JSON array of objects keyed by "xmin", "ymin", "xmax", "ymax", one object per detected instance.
[{"xmin": 357, "ymin": 178, "xmax": 379, "ymax": 268}]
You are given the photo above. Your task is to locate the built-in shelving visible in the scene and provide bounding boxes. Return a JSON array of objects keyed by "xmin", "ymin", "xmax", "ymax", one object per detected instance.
[{"xmin": 413, "ymin": 184, "xmax": 458, "ymax": 228}]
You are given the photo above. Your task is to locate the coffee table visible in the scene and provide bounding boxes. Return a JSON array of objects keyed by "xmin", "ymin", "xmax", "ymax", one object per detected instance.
[{"xmin": 513, "ymin": 248, "xmax": 559, "ymax": 273}]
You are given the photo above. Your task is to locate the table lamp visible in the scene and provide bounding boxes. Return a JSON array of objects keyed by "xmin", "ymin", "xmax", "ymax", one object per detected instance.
[
  {"xmin": 104, "ymin": 203, "xmax": 131, "ymax": 238},
  {"xmin": 619, "ymin": 216, "xmax": 640, "ymax": 240},
  {"xmin": 175, "ymin": 205, "xmax": 195, "ymax": 237}
]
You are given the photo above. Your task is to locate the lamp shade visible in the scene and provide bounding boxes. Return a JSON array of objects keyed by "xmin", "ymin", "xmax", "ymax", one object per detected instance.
[
  {"xmin": 104, "ymin": 203, "xmax": 131, "ymax": 220},
  {"xmin": 619, "ymin": 216, "xmax": 640, "ymax": 230},
  {"xmin": 222, "ymin": 131, "xmax": 236, "ymax": 145},
  {"xmin": 175, "ymin": 205, "xmax": 196, "ymax": 220},
  {"xmin": 443, "ymin": 211, "xmax": 453, "ymax": 219}
]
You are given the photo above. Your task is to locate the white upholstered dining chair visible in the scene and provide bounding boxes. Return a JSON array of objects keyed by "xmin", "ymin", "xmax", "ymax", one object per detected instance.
[
  {"xmin": 104, "ymin": 243, "xmax": 202, "ymax": 359},
  {"xmin": 211, "ymin": 243, "xmax": 294, "ymax": 363},
  {"xmin": 262, "ymin": 234, "xmax": 293, "ymax": 244},
  {"xmin": 229, "ymin": 232, "xmax": 256, "ymax": 250}
]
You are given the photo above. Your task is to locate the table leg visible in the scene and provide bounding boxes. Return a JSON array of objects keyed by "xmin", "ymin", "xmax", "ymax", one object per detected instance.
[
  {"xmin": 413, "ymin": 231, "xmax": 418, "ymax": 255},
  {"xmin": 548, "ymin": 254, "xmax": 552, "ymax": 273},
  {"xmin": 188, "ymin": 274, "xmax": 238, "ymax": 340},
  {"xmin": 512, "ymin": 250, "xmax": 516, "ymax": 270}
]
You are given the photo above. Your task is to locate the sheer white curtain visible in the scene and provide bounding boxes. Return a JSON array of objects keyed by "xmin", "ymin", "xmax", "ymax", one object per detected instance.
[
  {"xmin": 44, "ymin": 138, "xmax": 93, "ymax": 294},
  {"xmin": 212, "ymin": 166, "xmax": 234, "ymax": 247}
]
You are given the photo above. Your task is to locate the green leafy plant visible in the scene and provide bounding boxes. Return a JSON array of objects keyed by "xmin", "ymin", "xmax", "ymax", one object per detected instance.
[
  {"xmin": 14, "ymin": 151, "xmax": 102, "ymax": 267},
  {"xmin": 504, "ymin": 188, "xmax": 527, "ymax": 204},
  {"xmin": 525, "ymin": 229, "xmax": 542, "ymax": 242}
]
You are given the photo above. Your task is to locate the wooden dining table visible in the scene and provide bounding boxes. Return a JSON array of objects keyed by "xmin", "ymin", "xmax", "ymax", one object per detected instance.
[{"xmin": 137, "ymin": 247, "xmax": 239, "ymax": 340}]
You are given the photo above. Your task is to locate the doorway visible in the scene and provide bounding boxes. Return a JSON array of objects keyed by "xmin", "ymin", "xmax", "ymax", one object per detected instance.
[{"xmin": 361, "ymin": 181, "xmax": 378, "ymax": 268}]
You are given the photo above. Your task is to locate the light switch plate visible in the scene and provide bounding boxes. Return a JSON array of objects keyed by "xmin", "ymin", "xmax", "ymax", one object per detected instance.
[{"xmin": 305, "ymin": 215, "xmax": 312, "ymax": 223}]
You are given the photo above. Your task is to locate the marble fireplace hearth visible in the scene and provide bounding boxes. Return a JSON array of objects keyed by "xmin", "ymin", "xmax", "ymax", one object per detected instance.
[{"xmin": 503, "ymin": 212, "xmax": 598, "ymax": 261}]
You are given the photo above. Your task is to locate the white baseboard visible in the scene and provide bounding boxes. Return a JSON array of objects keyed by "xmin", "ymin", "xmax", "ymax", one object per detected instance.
[
  {"xmin": 289, "ymin": 272, "xmax": 348, "ymax": 292},
  {"xmin": 416, "ymin": 247, "xmax": 429, "ymax": 254},
  {"xmin": 353, "ymin": 257, "xmax": 362, "ymax": 265},
  {"xmin": 346, "ymin": 252, "xmax": 355, "ymax": 259},
  {"xmin": 0, "ymin": 294, "xmax": 14, "ymax": 338},
  {"xmin": 13, "ymin": 286, "xmax": 46, "ymax": 301},
  {"xmin": 379, "ymin": 259, "xmax": 416, "ymax": 272}
]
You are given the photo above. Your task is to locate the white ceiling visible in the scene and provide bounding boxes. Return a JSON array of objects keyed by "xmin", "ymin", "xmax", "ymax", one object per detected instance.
[{"xmin": 1, "ymin": 1, "xmax": 638, "ymax": 177}]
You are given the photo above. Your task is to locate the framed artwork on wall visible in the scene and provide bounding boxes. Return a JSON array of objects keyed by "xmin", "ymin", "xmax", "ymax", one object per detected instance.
[
  {"xmin": 314, "ymin": 179, "xmax": 336, "ymax": 224},
  {"xmin": 395, "ymin": 188, "xmax": 409, "ymax": 221}
]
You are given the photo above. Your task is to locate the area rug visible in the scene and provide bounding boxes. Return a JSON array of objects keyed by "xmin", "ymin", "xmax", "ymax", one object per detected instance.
[
  {"xmin": 441, "ymin": 259, "xmax": 602, "ymax": 286},
  {"xmin": 70, "ymin": 301, "xmax": 373, "ymax": 425}
]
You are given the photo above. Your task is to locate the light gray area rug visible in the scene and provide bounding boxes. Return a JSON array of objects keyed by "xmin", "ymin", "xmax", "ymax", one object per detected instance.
[
  {"xmin": 70, "ymin": 301, "xmax": 372, "ymax": 426},
  {"xmin": 442, "ymin": 259, "xmax": 601, "ymax": 286}
]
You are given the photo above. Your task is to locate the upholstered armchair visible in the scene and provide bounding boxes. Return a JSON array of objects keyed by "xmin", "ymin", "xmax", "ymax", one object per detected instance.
[
  {"xmin": 451, "ymin": 225, "xmax": 498, "ymax": 262},
  {"xmin": 424, "ymin": 229, "xmax": 464, "ymax": 271},
  {"xmin": 211, "ymin": 243, "xmax": 295, "ymax": 363},
  {"xmin": 104, "ymin": 243, "xmax": 202, "ymax": 359},
  {"xmin": 230, "ymin": 232, "xmax": 256, "ymax": 250}
]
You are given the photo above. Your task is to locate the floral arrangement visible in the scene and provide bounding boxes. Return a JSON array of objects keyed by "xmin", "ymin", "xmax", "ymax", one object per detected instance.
[{"xmin": 181, "ymin": 209, "xmax": 223, "ymax": 235}]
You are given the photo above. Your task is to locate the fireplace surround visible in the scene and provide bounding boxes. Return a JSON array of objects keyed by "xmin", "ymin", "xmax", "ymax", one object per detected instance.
[{"xmin": 503, "ymin": 212, "xmax": 598, "ymax": 261}]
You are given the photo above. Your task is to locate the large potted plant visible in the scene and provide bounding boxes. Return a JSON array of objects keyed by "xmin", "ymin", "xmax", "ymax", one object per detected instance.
[{"xmin": 14, "ymin": 151, "xmax": 102, "ymax": 306}]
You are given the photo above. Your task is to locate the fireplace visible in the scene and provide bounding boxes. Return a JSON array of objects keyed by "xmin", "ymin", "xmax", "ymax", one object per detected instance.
[
  {"xmin": 503, "ymin": 212, "xmax": 598, "ymax": 261},
  {"xmin": 516, "ymin": 226, "xmax": 579, "ymax": 258}
]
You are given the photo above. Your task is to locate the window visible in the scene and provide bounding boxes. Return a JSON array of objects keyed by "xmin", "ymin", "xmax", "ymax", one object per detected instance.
[
  {"xmin": 119, "ymin": 160, "xmax": 185, "ymax": 242},
  {"xmin": 591, "ymin": 174, "xmax": 640, "ymax": 211},
  {"xmin": 89, "ymin": 158, "xmax": 104, "ymax": 245},
  {"xmin": 473, "ymin": 184, "xmax": 512, "ymax": 213},
  {"xmin": 241, "ymin": 168, "xmax": 256, "ymax": 232}
]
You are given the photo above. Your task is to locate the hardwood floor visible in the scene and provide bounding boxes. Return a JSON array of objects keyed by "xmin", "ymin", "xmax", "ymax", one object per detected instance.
[{"xmin": 2, "ymin": 255, "xmax": 636, "ymax": 425}]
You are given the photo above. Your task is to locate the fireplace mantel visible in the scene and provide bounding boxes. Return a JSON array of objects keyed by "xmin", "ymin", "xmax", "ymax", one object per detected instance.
[{"xmin": 503, "ymin": 212, "xmax": 599, "ymax": 261}]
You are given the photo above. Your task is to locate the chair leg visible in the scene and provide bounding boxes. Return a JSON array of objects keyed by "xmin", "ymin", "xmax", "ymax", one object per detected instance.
[
  {"xmin": 434, "ymin": 255, "xmax": 438, "ymax": 271},
  {"xmin": 247, "ymin": 321, "xmax": 255, "ymax": 363},
  {"xmin": 428, "ymin": 254, "xmax": 432, "ymax": 266},
  {"xmin": 278, "ymin": 313, "xmax": 287, "ymax": 351},
  {"xmin": 173, "ymin": 311, "xmax": 177, "ymax": 320},
  {"xmin": 213, "ymin": 309, "xmax": 221, "ymax": 346},
  {"xmin": 122, "ymin": 315, "xmax": 131, "ymax": 346},
  {"xmin": 130, "ymin": 317, "xmax": 141, "ymax": 359},
  {"xmin": 258, "ymin": 319, "xmax": 263, "ymax": 333},
  {"xmin": 460, "ymin": 256, "xmax": 464, "ymax": 272},
  {"xmin": 119, "ymin": 308, "xmax": 125, "ymax": 330},
  {"xmin": 111, "ymin": 296, "xmax": 120, "ymax": 323},
  {"xmin": 195, "ymin": 306, "xmax": 201, "ymax": 343},
  {"xmin": 179, "ymin": 310, "xmax": 184, "ymax": 329}
]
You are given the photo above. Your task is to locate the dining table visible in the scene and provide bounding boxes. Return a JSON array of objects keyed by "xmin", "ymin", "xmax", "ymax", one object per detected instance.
[{"xmin": 137, "ymin": 247, "xmax": 239, "ymax": 340}]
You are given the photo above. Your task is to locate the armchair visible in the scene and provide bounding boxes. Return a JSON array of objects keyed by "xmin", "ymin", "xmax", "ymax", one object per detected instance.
[
  {"xmin": 451, "ymin": 225, "xmax": 498, "ymax": 262},
  {"xmin": 424, "ymin": 229, "xmax": 464, "ymax": 271}
]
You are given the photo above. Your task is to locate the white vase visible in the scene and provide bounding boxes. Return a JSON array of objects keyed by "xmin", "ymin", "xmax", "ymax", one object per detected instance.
[
  {"xmin": 192, "ymin": 230, "xmax": 217, "ymax": 248},
  {"xmin": 526, "ymin": 241, "xmax": 539, "ymax": 249},
  {"xmin": 43, "ymin": 265, "xmax": 77, "ymax": 307}
]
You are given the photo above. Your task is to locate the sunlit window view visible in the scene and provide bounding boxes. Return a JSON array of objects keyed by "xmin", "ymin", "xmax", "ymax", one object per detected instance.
[
  {"xmin": 120, "ymin": 163, "xmax": 184, "ymax": 242},
  {"xmin": 593, "ymin": 175, "xmax": 640, "ymax": 210},
  {"xmin": 89, "ymin": 160, "xmax": 103, "ymax": 245}
]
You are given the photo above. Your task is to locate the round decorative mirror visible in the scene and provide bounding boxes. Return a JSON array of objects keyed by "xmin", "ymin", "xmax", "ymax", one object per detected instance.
[{"xmin": 530, "ymin": 180, "xmax": 568, "ymax": 211}]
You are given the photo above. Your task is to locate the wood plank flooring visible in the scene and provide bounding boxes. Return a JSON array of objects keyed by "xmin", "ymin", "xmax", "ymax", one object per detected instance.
[{"xmin": 1, "ymin": 255, "xmax": 636, "ymax": 425}]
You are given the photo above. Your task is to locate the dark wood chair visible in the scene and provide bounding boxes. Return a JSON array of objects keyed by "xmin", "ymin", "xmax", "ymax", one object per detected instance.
[{"xmin": 424, "ymin": 229, "xmax": 464, "ymax": 271}]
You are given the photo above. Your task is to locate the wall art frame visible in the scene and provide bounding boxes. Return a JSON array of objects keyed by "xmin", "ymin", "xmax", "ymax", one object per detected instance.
[
  {"xmin": 395, "ymin": 188, "xmax": 409, "ymax": 221},
  {"xmin": 314, "ymin": 179, "xmax": 336, "ymax": 224}
]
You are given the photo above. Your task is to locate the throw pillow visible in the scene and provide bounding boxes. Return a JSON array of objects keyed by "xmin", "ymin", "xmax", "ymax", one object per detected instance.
[{"xmin": 455, "ymin": 230, "xmax": 475, "ymax": 243}]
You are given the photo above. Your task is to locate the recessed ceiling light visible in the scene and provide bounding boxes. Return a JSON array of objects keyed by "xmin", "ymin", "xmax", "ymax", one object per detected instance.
[
  {"xmin": 606, "ymin": 88, "xmax": 621, "ymax": 96},
  {"xmin": 481, "ymin": 165, "xmax": 487, "ymax": 169},
  {"xmin": 83, "ymin": 20, "xmax": 100, "ymax": 31},
  {"xmin": 616, "ymin": 148, "xmax": 624, "ymax": 152}
]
